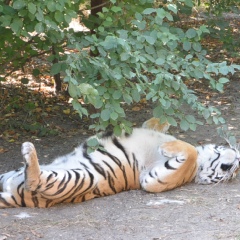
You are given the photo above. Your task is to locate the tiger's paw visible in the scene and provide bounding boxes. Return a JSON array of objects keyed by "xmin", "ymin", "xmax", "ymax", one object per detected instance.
[
  {"xmin": 21, "ymin": 142, "xmax": 37, "ymax": 165},
  {"xmin": 142, "ymin": 117, "xmax": 170, "ymax": 133},
  {"xmin": 158, "ymin": 147, "xmax": 185, "ymax": 162}
]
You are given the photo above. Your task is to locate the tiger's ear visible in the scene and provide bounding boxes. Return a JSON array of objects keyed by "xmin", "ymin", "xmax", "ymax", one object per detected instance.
[{"xmin": 142, "ymin": 117, "xmax": 170, "ymax": 133}]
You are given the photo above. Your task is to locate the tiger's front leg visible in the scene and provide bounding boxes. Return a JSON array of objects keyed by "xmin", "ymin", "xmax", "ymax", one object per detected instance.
[{"xmin": 140, "ymin": 140, "xmax": 198, "ymax": 193}]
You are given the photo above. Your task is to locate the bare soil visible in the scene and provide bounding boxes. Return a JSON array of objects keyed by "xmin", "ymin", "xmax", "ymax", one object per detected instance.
[{"xmin": 1, "ymin": 74, "xmax": 240, "ymax": 240}]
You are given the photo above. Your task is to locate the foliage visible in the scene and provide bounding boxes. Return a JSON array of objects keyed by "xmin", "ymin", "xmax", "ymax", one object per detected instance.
[
  {"xmin": 63, "ymin": 0, "xmax": 240, "ymax": 134},
  {"xmin": 0, "ymin": 0, "xmax": 80, "ymax": 79},
  {"xmin": 198, "ymin": 0, "xmax": 239, "ymax": 15},
  {"xmin": 0, "ymin": 0, "xmax": 240, "ymax": 135},
  {"xmin": 196, "ymin": 0, "xmax": 240, "ymax": 52}
]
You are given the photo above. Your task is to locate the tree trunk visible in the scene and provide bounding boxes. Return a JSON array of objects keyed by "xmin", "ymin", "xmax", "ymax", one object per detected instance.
[{"xmin": 52, "ymin": 46, "xmax": 62, "ymax": 93}]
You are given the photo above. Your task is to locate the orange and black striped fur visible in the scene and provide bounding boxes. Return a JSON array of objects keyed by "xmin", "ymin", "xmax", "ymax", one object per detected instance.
[{"xmin": 0, "ymin": 121, "xmax": 239, "ymax": 208}]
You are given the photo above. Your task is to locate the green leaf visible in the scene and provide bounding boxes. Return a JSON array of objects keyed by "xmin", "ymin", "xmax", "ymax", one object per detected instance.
[
  {"xmin": 203, "ymin": 109, "xmax": 210, "ymax": 119},
  {"xmin": 35, "ymin": 22, "xmax": 44, "ymax": 33},
  {"xmin": 183, "ymin": 41, "xmax": 191, "ymax": 51},
  {"xmin": 110, "ymin": 111, "xmax": 118, "ymax": 120},
  {"xmin": 111, "ymin": 6, "xmax": 121, "ymax": 13},
  {"xmin": 156, "ymin": 8, "xmax": 166, "ymax": 18},
  {"xmin": 32, "ymin": 69, "xmax": 40, "ymax": 76},
  {"xmin": 10, "ymin": 18, "xmax": 23, "ymax": 34},
  {"xmin": 94, "ymin": 97, "xmax": 103, "ymax": 109},
  {"xmin": 194, "ymin": 69, "xmax": 203, "ymax": 79},
  {"xmin": 185, "ymin": 0, "xmax": 194, "ymax": 7},
  {"xmin": 47, "ymin": 2, "xmax": 56, "ymax": 12},
  {"xmin": 145, "ymin": 45, "xmax": 155, "ymax": 54},
  {"xmin": 120, "ymin": 52, "xmax": 130, "ymax": 61},
  {"xmin": 192, "ymin": 42, "xmax": 201, "ymax": 52},
  {"xmin": 101, "ymin": 109, "xmax": 111, "ymax": 121},
  {"xmin": 189, "ymin": 123, "xmax": 197, "ymax": 131},
  {"xmin": 87, "ymin": 138, "xmax": 99, "ymax": 147},
  {"xmin": 55, "ymin": 11, "xmax": 64, "ymax": 23},
  {"xmin": 218, "ymin": 77, "xmax": 229, "ymax": 84},
  {"xmin": 68, "ymin": 82, "xmax": 78, "ymax": 98},
  {"xmin": 132, "ymin": 89, "xmax": 140, "ymax": 102},
  {"xmin": 186, "ymin": 29, "xmax": 197, "ymax": 39},
  {"xmin": 180, "ymin": 119, "xmax": 189, "ymax": 131},
  {"xmin": 36, "ymin": 9, "xmax": 44, "ymax": 21},
  {"xmin": 28, "ymin": 3, "xmax": 36, "ymax": 14},
  {"xmin": 167, "ymin": 4, "xmax": 177, "ymax": 14},
  {"xmin": 185, "ymin": 115, "xmax": 195, "ymax": 123},
  {"xmin": 166, "ymin": 116, "xmax": 177, "ymax": 126},
  {"xmin": 142, "ymin": 8, "xmax": 156, "ymax": 14},
  {"xmin": 156, "ymin": 57, "xmax": 165, "ymax": 65},
  {"xmin": 135, "ymin": 12, "xmax": 142, "ymax": 21},
  {"xmin": 113, "ymin": 90, "xmax": 122, "ymax": 99},
  {"xmin": 219, "ymin": 66, "xmax": 229, "ymax": 75},
  {"xmin": 216, "ymin": 83, "xmax": 223, "ymax": 92},
  {"xmin": 114, "ymin": 125, "xmax": 122, "ymax": 136},
  {"xmin": 50, "ymin": 63, "xmax": 62, "ymax": 75},
  {"xmin": 21, "ymin": 78, "xmax": 29, "ymax": 84},
  {"xmin": 145, "ymin": 36, "xmax": 156, "ymax": 45},
  {"xmin": 13, "ymin": 0, "xmax": 25, "ymax": 9}
]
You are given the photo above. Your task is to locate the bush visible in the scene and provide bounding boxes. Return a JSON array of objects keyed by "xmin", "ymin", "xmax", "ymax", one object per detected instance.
[
  {"xmin": 1, "ymin": 0, "xmax": 239, "ymax": 135},
  {"xmin": 63, "ymin": 0, "xmax": 240, "ymax": 134}
]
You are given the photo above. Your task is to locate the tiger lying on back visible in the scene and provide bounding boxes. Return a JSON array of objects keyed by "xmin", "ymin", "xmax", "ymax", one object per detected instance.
[{"xmin": 0, "ymin": 118, "xmax": 239, "ymax": 208}]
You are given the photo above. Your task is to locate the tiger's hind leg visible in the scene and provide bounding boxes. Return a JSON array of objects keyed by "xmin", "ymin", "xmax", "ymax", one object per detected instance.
[
  {"xmin": 140, "ymin": 140, "xmax": 198, "ymax": 193},
  {"xmin": 22, "ymin": 142, "xmax": 41, "ymax": 191}
]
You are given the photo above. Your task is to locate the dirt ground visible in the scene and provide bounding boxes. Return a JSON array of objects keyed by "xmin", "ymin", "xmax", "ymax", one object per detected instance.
[{"xmin": 1, "ymin": 72, "xmax": 240, "ymax": 240}]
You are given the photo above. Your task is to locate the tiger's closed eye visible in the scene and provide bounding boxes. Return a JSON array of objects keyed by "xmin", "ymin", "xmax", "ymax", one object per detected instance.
[{"xmin": 221, "ymin": 163, "xmax": 233, "ymax": 171}]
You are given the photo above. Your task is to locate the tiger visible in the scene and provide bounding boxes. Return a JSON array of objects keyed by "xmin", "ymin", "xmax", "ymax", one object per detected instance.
[{"xmin": 0, "ymin": 118, "xmax": 239, "ymax": 208}]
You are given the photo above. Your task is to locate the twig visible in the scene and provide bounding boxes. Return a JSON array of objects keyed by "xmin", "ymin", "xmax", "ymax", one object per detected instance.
[{"xmin": 90, "ymin": 1, "xmax": 110, "ymax": 11}]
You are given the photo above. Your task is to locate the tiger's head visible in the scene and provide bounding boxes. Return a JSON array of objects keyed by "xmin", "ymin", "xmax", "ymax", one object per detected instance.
[{"xmin": 195, "ymin": 144, "xmax": 240, "ymax": 184}]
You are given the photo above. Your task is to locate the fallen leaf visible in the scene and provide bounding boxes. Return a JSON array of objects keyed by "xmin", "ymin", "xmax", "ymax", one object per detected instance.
[
  {"xmin": 132, "ymin": 106, "xmax": 141, "ymax": 111},
  {"xmin": 34, "ymin": 107, "xmax": 42, "ymax": 113},
  {"xmin": 63, "ymin": 109, "xmax": 71, "ymax": 115},
  {"xmin": 0, "ymin": 147, "xmax": 8, "ymax": 153}
]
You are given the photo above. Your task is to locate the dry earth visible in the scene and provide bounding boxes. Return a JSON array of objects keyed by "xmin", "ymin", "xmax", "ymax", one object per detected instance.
[{"xmin": 1, "ymin": 73, "xmax": 240, "ymax": 240}]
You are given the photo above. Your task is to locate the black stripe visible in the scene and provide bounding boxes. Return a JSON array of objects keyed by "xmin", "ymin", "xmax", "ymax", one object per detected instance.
[
  {"xmin": 61, "ymin": 169, "xmax": 96, "ymax": 203},
  {"xmin": 46, "ymin": 199, "xmax": 53, "ymax": 208},
  {"xmin": 24, "ymin": 163, "xmax": 29, "ymax": 183},
  {"xmin": 58, "ymin": 174, "xmax": 66, "ymax": 189},
  {"xmin": 113, "ymin": 137, "xmax": 131, "ymax": 166},
  {"xmin": 11, "ymin": 195, "xmax": 20, "ymax": 207},
  {"xmin": 53, "ymin": 171, "xmax": 72, "ymax": 196},
  {"xmin": 46, "ymin": 173, "xmax": 55, "ymax": 183},
  {"xmin": 73, "ymin": 169, "xmax": 81, "ymax": 185},
  {"xmin": 93, "ymin": 186, "xmax": 101, "ymax": 196},
  {"xmin": 31, "ymin": 191, "xmax": 39, "ymax": 207},
  {"xmin": 210, "ymin": 152, "xmax": 220, "ymax": 167},
  {"xmin": 20, "ymin": 187, "xmax": 26, "ymax": 207},
  {"xmin": 97, "ymin": 148, "xmax": 122, "ymax": 167},
  {"xmin": 97, "ymin": 148, "xmax": 128, "ymax": 189},
  {"xmin": 149, "ymin": 171, "xmax": 154, "ymax": 178},
  {"xmin": 157, "ymin": 179, "xmax": 166, "ymax": 184},
  {"xmin": 132, "ymin": 153, "xmax": 139, "ymax": 183},
  {"xmin": 17, "ymin": 181, "xmax": 24, "ymax": 195},
  {"xmin": 0, "ymin": 194, "xmax": 13, "ymax": 207},
  {"xmin": 107, "ymin": 172, "xmax": 117, "ymax": 193},
  {"xmin": 78, "ymin": 169, "xmax": 95, "ymax": 195},
  {"xmin": 45, "ymin": 178, "xmax": 58, "ymax": 190},
  {"xmin": 82, "ymin": 143, "xmax": 106, "ymax": 179},
  {"xmin": 102, "ymin": 160, "xmax": 117, "ymax": 178},
  {"xmin": 164, "ymin": 161, "xmax": 177, "ymax": 170}
]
